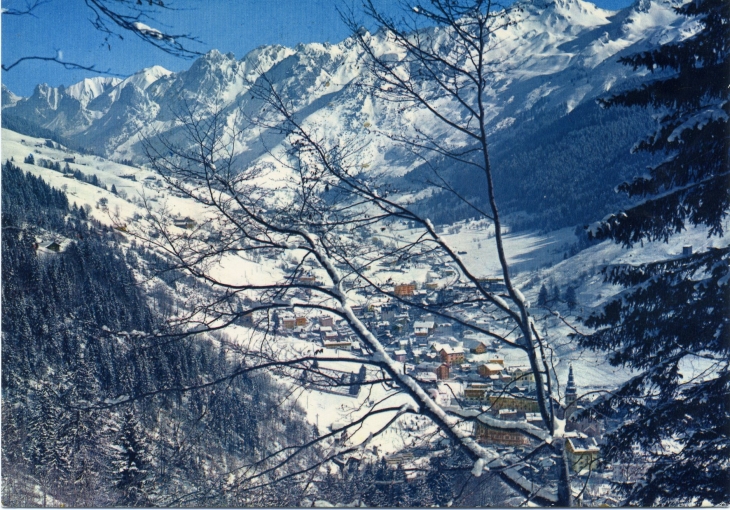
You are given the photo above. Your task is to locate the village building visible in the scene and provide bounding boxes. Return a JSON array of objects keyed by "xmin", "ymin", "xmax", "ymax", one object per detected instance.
[
  {"xmin": 323, "ymin": 340, "xmax": 352, "ymax": 350},
  {"xmin": 464, "ymin": 384, "xmax": 489, "ymax": 402},
  {"xmin": 414, "ymin": 320, "xmax": 436, "ymax": 337},
  {"xmin": 478, "ymin": 362, "xmax": 504, "ymax": 377},
  {"xmin": 321, "ymin": 330, "xmax": 339, "ymax": 342},
  {"xmin": 488, "ymin": 394, "xmax": 541, "ymax": 413},
  {"xmin": 439, "ymin": 345, "xmax": 465, "ymax": 364},
  {"xmin": 478, "ymin": 276, "xmax": 507, "ymax": 293},
  {"xmin": 282, "ymin": 317, "xmax": 297, "ymax": 329},
  {"xmin": 565, "ymin": 364, "xmax": 579, "ymax": 418},
  {"xmin": 297, "ymin": 273, "xmax": 318, "ymax": 285},
  {"xmin": 487, "ymin": 355, "xmax": 504, "ymax": 366},
  {"xmin": 416, "ymin": 361, "xmax": 450, "ymax": 380},
  {"xmin": 566, "ymin": 435, "xmax": 600, "ymax": 474},
  {"xmin": 380, "ymin": 303, "xmax": 398, "ymax": 322},
  {"xmin": 173, "ymin": 216, "xmax": 196, "ymax": 229},
  {"xmin": 415, "ymin": 372, "xmax": 438, "ymax": 383},
  {"xmin": 394, "ymin": 349, "xmax": 407, "ymax": 362},
  {"xmin": 507, "ymin": 366, "xmax": 537, "ymax": 391},
  {"xmin": 475, "ymin": 421, "xmax": 529, "ymax": 446},
  {"xmin": 464, "ymin": 338, "xmax": 488, "ymax": 354},
  {"xmin": 394, "ymin": 283, "xmax": 416, "ymax": 297},
  {"xmin": 319, "ymin": 315, "xmax": 334, "ymax": 328}
]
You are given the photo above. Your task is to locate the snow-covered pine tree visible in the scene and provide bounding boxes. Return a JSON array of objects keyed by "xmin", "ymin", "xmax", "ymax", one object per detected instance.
[
  {"xmin": 110, "ymin": 407, "xmax": 155, "ymax": 506},
  {"xmin": 564, "ymin": 286, "xmax": 577, "ymax": 311},
  {"xmin": 580, "ymin": 0, "xmax": 729, "ymax": 504},
  {"xmin": 537, "ymin": 284, "xmax": 549, "ymax": 307}
]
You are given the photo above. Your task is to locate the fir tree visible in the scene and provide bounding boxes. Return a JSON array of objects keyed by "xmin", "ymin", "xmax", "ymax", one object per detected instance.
[
  {"xmin": 564, "ymin": 286, "xmax": 577, "ymax": 311},
  {"xmin": 537, "ymin": 284, "xmax": 549, "ymax": 307},
  {"xmin": 580, "ymin": 0, "xmax": 730, "ymax": 504},
  {"xmin": 111, "ymin": 407, "xmax": 154, "ymax": 506},
  {"xmin": 550, "ymin": 283, "xmax": 561, "ymax": 303}
]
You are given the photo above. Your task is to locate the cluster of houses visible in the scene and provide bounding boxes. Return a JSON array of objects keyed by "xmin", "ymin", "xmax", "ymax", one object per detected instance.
[{"xmin": 267, "ymin": 265, "xmax": 610, "ymax": 487}]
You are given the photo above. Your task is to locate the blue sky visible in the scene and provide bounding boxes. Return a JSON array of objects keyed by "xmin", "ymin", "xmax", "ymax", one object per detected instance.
[{"xmin": 2, "ymin": 0, "xmax": 634, "ymax": 97}]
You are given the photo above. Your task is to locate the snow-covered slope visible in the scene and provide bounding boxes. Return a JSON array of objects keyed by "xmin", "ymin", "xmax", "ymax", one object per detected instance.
[{"xmin": 7, "ymin": 124, "xmax": 726, "ymax": 464}]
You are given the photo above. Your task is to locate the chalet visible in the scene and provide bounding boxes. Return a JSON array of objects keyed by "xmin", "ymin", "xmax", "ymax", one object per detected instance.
[
  {"xmin": 319, "ymin": 316, "xmax": 334, "ymax": 328},
  {"xmin": 478, "ymin": 363, "xmax": 504, "ymax": 377},
  {"xmin": 394, "ymin": 349, "xmax": 407, "ymax": 362},
  {"xmin": 439, "ymin": 345, "xmax": 465, "ymax": 364},
  {"xmin": 63, "ymin": 157, "xmax": 75, "ymax": 163},
  {"xmin": 413, "ymin": 320, "xmax": 436, "ymax": 337},
  {"xmin": 566, "ymin": 436, "xmax": 600, "ymax": 474},
  {"xmin": 295, "ymin": 316, "xmax": 307, "ymax": 327},
  {"xmin": 463, "ymin": 338, "xmax": 488, "ymax": 354},
  {"xmin": 394, "ymin": 283, "xmax": 416, "ymax": 297},
  {"xmin": 173, "ymin": 217, "xmax": 196, "ymax": 229},
  {"xmin": 475, "ymin": 422, "xmax": 529, "ymax": 446}
]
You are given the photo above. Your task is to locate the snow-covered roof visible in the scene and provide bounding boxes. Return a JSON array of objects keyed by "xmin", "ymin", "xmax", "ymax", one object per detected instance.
[{"xmin": 440, "ymin": 345, "xmax": 465, "ymax": 355}]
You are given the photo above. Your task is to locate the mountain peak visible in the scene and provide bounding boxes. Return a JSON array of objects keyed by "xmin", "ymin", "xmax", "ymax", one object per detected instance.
[{"xmin": 65, "ymin": 77, "xmax": 122, "ymax": 107}]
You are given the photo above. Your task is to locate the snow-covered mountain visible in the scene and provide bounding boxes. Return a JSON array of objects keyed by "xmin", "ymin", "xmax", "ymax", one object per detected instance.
[{"xmin": 2, "ymin": 0, "xmax": 691, "ymax": 228}]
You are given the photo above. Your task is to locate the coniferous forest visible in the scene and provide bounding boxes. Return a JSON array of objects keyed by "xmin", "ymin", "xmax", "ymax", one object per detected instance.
[{"xmin": 1, "ymin": 162, "xmax": 319, "ymax": 507}]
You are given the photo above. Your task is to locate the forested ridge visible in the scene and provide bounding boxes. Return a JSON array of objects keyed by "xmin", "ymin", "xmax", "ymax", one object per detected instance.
[
  {"xmin": 1, "ymin": 161, "xmax": 316, "ymax": 507},
  {"xmin": 407, "ymin": 103, "xmax": 659, "ymax": 230}
]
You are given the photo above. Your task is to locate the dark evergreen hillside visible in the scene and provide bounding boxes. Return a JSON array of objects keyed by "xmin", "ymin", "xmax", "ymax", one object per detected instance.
[
  {"xmin": 407, "ymin": 103, "xmax": 659, "ymax": 230},
  {"xmin": 1, "ymin": 162, "xmax": 315, "ymax": 507}
]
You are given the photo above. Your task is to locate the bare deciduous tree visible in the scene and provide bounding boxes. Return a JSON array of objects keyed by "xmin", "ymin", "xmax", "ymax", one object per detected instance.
[{"xmin": 2, "ymin": 0, "xmax": 202, "ymax": 73}]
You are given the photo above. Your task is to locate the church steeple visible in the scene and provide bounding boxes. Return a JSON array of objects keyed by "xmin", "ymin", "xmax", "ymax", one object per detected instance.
[{"xmin": 565, "ymin": 364, "xmax": 577, "ymax": 408}]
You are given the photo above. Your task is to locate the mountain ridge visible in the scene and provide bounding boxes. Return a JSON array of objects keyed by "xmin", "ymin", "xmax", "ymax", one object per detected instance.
[{"xmin": 2, "ymin": 0, "xmax": 690, "ymax": 229}]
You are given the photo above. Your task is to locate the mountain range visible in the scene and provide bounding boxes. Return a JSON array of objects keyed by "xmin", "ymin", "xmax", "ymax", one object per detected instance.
[{"xmin": 2, "ymin": 0, "xmax": 691, "ymax": 230}]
